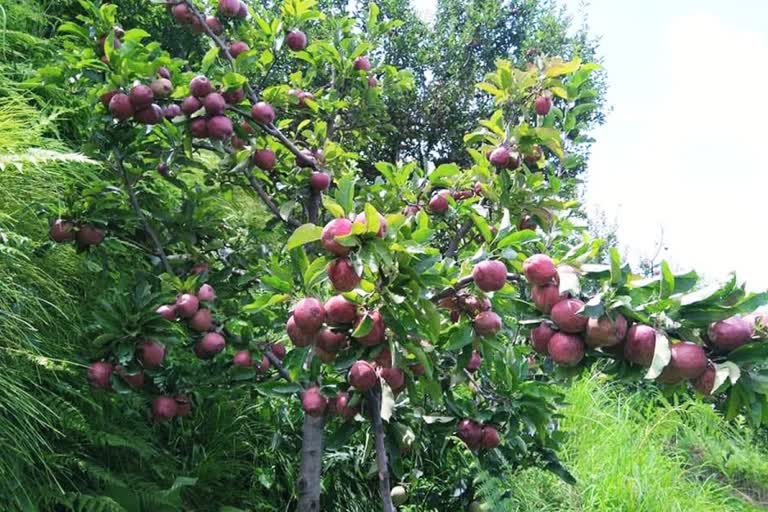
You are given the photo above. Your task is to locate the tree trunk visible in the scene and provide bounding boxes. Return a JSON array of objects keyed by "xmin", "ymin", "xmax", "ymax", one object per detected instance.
[
  {"xmin": 297, "ymin": 414, "xmax": 325, "ymax": 512},
  {"xmin": 368, "ymin": 388, "xmax": 396, "ymax": 512}
]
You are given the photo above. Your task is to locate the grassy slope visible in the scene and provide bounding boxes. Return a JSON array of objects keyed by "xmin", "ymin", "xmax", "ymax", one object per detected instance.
[{"xmin": 482, "ymin": 375, "xmax": 768, "ymax": 511}]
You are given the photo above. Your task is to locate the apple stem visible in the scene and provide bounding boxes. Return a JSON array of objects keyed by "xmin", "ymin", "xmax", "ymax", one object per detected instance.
[{"xmin": 368, "ymin": 387, "xmax": 396, "ymax": 512}]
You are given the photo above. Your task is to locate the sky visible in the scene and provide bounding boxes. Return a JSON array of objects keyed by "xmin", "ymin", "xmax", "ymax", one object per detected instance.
[{"xmin": 410, "ymin": 0, "xmax": 768, "ymax": 291}]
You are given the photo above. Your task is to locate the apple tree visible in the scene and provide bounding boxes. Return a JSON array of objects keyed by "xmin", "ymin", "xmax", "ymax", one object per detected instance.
[{"xmin": 44, "ymin": 0, "xmax": 768, "ymax": 510}]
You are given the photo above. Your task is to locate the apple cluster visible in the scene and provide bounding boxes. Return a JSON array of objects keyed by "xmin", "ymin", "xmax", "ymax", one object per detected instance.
[
  {"xmin": 525, "ymin": 253, "xmax": 768, "ymax": 395},
  {"xmin": 49, "ymin": 218, "xmax": 105, "ymax": 248},
  {"xmin": 456, "ymin": 418, "xmax": 500, "ymax": 451}
]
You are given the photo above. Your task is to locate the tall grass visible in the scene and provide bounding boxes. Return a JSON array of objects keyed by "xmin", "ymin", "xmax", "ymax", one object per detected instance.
[{"xmin": 478, "ymin": 375, "xmax": 768, "ymax": 512}]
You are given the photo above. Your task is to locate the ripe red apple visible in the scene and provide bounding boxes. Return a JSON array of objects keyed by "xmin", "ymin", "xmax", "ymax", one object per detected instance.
[
  {"xmin": 488, "ymin": 146, "xmax": 511, "ymax": 167},
  {"xmin": 534, "ymin": 95, "xmax": 552, "ymax": 116},
  {"xmin": 191, "ymin": 262, "xmax": 209, "ymax": 275},
  {"xmin": 349, "ymin": 360, "xmax": 377, "ymax": 390},
  {"xmin": 466, "ymin": 350, "xmax": 481, "ymax": 372},
  {"xmin": 251, "ymin": 148, "xmax": 276, "ymax": 171},
  {"xmin": 190, "ymin": 76, "xmax": 213, "ymax": 98},
  {"xmin": 251, "ymin": 101, "xmax": 275, "ymax": 124},
  {"xmin": 353, "ymin": 310, "xmax": 385, "ymax": 346},
  {"xmin": 480, "ymin": 425, "xmax": 500, "ymax": 449},
  {"xmin": 328, "ymin": 257, "xmax": 361, "ymax": 292},
  {"xmin": 524, "ymin": 144, "xmax": 543, "ymax": 165},
  {"xmin": 137, "ymin": 340, "xmax": 165, "ymax": 369},
  {"xmin": 109, "ymin": 93, "xmax": 134, "ymax": 121},
  {"xmin": 368, "ymin": 76, "xmax": 378, "ymax": 87},
  {"xmin": 409, "ymin": 362, "xmax": 425, "ymax": 377},
  {"xmin": 403, "ymin": 204, "xmax": 420, "ymax": 216},
  {"xmin": 163, "ymin": 104, "xmax": 181, "ymax": 119},
  {"xmin": 76, "ymin": 224, "xmax": 105, "ymax": 246},
  {"xmin": 189, "ymin": 308, "xmax": 213, "ymax": 332},
  {"xmin": 129, "ymin": 84, "xmax": 154, "ymax": 109},
  {"xmin": 189, "ymin": 117, "xmax": 209, "ymax": 138},
  {"xmin": 181, "ymin": 95, "xmax": 202, "ymax": 115},
  {"xmin": 550, "ymin": 299, "xmax": 587, "ymax": 333},
  {"xmin": 156, "ymin": 304, "xmax": 177, "ymax": 320},
  {"xmin": 310, "ymin": 171, "xmax": 331, "ymax": 191},
  {"xmin": 381, "ymin": 367, "xmax": 405, "ymax": 392},
  {"xmin": 174, "ymin": 394, "xmax": 191, "ymax": 417},
  {"xmin": 197, "ymin": 283, "xmax": 216, "ymax": 302},
  {"xmin": 522, "ymin": 254, "xmax": 558, "ymax": 285},
  {"xmin": 373, "ymin": 348, "xmax": 392, "ymax": 368},
  {"xmin": 353, "ymin": 212, "xmax": 388, "ymax": 238},
  {"xmin": 219, "ymin": 0, "xmax": 240, "ymax": 17},
  {"xmin": 286, "ymin": 316, "xmax": 315, "ymax": 347},
  {"xmin": 321, "ymin": 218, "xmax": 353, "ymax": 256},
  {"xmin": 171, "ymin": 3, "xmax": 193, "ymax": 23},
  {"xmin": 233, "ymin": 350, "xmax": 253, "ymax": 367},
  {"xmin": 531, "ymin": 322, "xmax": 556, "ymax": 355},
  {"xmin": 657, "ymin": 342, "xmax": 707, "ymax": 384},
  {"xmin": 472, "ymin": 260, "xmax": 508, "ymax": 292},
  {"xmin": 316, "ymin": 328, "xmax": 347, "ymax": 353},
  {"xmin": 87, "ymin": 362, "xmax": 113, "ymax": 389},
  {"xmin": 354, "ymin": 56, "xmax": 371, "ymax": 71},
  {"xmin": 428, "ymin": 190, "xmax": 450, "ymax": 214},
  {"xmin": 314, "ymin": 345, "xmax": 336, "ymax": 363},
  {"xmin": 293, "ymin": 298, "xmax": 325, "ymax": 333},
  {"xmin": 207, "ymin": 115, "xmax": 233, "ymax": 140},
  {"xmin": 531, "ymin": 283, "xmax": 561, "ymax": 314},
  {"xmin": 334, "ymin": 392, "xmax": 358, "ymax": 419},
  {"xmin": 461, "ymin": 295, "xmax": 492, "ymax": 316},
  {"xmin": 325, "ymin": 295, "xmax": 358, "ymax": 325},
  {"xmin": 195, "ymin": 332, "xmax": 226, "ymax": 359},
  {"xmin": 271, "ymin": 343, "xmax": 286, "ymax": 360},
  {"xmin": 286, "ymin": 30, "xmax": 308, "ymax": 51},
  {"xmin": 150, "ymin": 78, "xmax": 173, "ymax": 99},
  {"xmin": 100, "ymin": 90, "xmax": 119, "ymax": 108},
  {"xmin": 175, "ymin": 293, "xmax": 199, "ymax": 318},
  {"xmin": 203, "ymin": 92, "xmax": 226, "ymax": 115},
  {"xmin": 157, "ymin": 67, "xmax": 171, "ymax": 79},
  {"xmin": 708, "ymin": 316, "xmax": 752, "ymax": 352},
  {"xmin": 229, "ymin": 41, "xmax": 250, "ymax": 58},
  {"xmin": 693, "ymin": 361, "xmax": 716, "ymax": 395},
  {"xmin": 623, "ymin": 324, "xmax": 657, "ymax": 366},
  {"xmin": 585, "ymin": 314, "xmax": 628, "ymax": 348},
  {"xmin": 457, "ymin": 419, "xmax": 483, "ymax": 450},
  {"xmin": 115, "ymin": 365, "xmax": 144, "ymax": 388},
  {"xmin": 548, "ymin": 332, "xmax": 585, "ymax": 366},
  {"xmin": 474, "ymin": 311, "xmax": 502, "ymax": 337},
  {"xmin": 134, "ymin": 104, "xmax": 163, "ymax": 125},
  {"xmin": 223, "ymin": 87, "xmax": 245, "ymax": 104},
  {"xmin": 205, "ymin": 15, "xmax": 223, "ymax": 34},
  {"xmin": 302, "ymin": 386, "xmax": 327, "ymax": 416},
  {"xmin": 152, "ymin": 396, "xmax": 177, "ymax": 421},
  {"xmin": 50, "ymin": 219, "xmax": 75, "ymax": 242},
  {"xmin": 237, "ymin": 1, "xmax": 247, "ymax": 17},
  {"xmin": 517, "ymin": 215, "xmax": 537, "ymax": 231},
  {"xmin": 296, "ymin": 148, "xmax": 316, "ymax": 168}
]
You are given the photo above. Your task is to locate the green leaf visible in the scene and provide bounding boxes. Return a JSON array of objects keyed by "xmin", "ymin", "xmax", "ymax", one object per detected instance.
[
  {"xmin": 380, "ymin": 380, "xmax": 394, "ymax": 422},
  {"xmin": 644, "ymin": 333, "xmax": 671, "ymax": 380},
  {"xmin": 428, "ymin": 163, "xmax": 460, "ymax": 184},
  {"xmin": 660, "ymin": 261, "xmax": 675, "ymax": 298},
  {"xmin": 545, "ymin": 57, "xmax": 582, "ymax": 78},
  {"xmin": 471, "ymin": 214, "xmax": 492, "ymax": 243},
  {"xmin": 445, "ymin": 324, "xmax": 473, "ymax": 350},
  {"xmin": 322, "ymin": 196, "xmax": 345, "ymax": 217},
  {"xmin": 364, "ymin": 203, "xmax": 381, "ymax": 235},
  {"xmin": 286, "ymin": 224, "xmax": 322, "ymax": 250},
  {"xmin": 496, "ymin": 230, "xmax": 539, "ymax": 249},
  {"xmin": 202, "ymin": 47, "xmax": 220, "ymax": 72},
  {"xmin": 609, "ymin": 248, "xmax": 621, "ymax": 285},
  {"xmin": 351, "ymin": 313, "xmax": 373, "ymax": 338}
]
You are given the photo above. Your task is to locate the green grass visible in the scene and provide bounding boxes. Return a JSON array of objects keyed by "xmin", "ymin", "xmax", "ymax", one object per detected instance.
[{"xmin": 479, "ymin": 374, "xmax": 768, "ymax": 512}]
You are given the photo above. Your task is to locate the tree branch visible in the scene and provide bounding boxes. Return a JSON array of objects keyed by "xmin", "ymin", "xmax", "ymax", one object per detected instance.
[
  {"xmin": 431, "ymin": 273, "xmax": 521, "ymax": 303},
  {"xmin": 367, "ymin": 387, "xmax": 396, "ymax": 512},
  {"xmin": 114, "ymin": 156, "xmax": 173, "ymax": 275},
  {"xmin": 298, "ymin": 414, "xmax": 325, "ymax": 512},
  {"xmin": 242, "ymin": 166, "xmax": 301, "ymax": 227},
  {"xmin": 445, "ymin": 220, "xmax": 473, "ymax": 258}
]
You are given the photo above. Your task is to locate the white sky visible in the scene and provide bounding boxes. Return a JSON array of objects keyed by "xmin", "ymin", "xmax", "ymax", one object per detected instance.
[{"xmin": 411, "ymin": 0, "xmax": 768, "ymax": 291}]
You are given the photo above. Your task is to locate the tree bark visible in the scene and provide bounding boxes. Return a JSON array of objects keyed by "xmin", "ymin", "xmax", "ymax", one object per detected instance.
[
  {"xmin": 368, "ymin": 388, "xmax": 396, "ymax": 512},
  {"xmin": 298, "ymin": 414, "xmax": 325, "ymax": 512}
]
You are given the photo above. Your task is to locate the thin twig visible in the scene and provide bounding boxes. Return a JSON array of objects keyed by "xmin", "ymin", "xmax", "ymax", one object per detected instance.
[
  {"xmin": 431, "ymin": 273, "xmax": 521, "ymax": 303},
  {"xmin": 242, "ymin": 167, "xmax": 301, "ymax": 227},
  {"xmin": 114, "ymin": 156, "xmax": 174, "ymax": 275}
]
